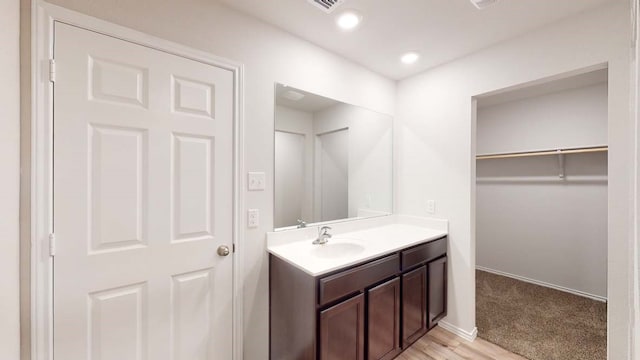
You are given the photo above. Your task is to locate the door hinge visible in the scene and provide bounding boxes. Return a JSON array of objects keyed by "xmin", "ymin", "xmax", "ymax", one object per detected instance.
[
  {"xmin": 48, "ymin": 233, "xmax": 56, "ymax": 257},
  {"xmin": 49, "ymin": 59, "xmax": 56, "ymax": 83}
]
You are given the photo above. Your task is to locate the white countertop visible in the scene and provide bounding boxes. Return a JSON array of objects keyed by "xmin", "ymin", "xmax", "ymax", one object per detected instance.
[{"xmin": 266, "ymin": 215, "xmax": 448, "ymax": 277}]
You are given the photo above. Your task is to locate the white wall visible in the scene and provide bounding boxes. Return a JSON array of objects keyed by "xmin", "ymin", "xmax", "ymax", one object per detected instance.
[
  {"xmin": 1, "ymin": 0, "xmax": 21, "ymax": 358},
  {"xmin": 477, "ymin": 155, "xmax": 608, "ymax": 298},
  {"xmin": 395, "ymin": 3, "xmax": 632, "ymax": 357},
  {"xmin": 476, "ymin": 83, "xmax": 608, "ymax": 299},
  {"xmin": 635, "ymin": 0, "xmax": 640, "ymax": 356},
  {"xmin": 477, "ymin": 83, "xmax": 608, "ymax": 154},
  {"xmin": 35, "ymin": 1, "xmax": 395, "ymax": 358}
]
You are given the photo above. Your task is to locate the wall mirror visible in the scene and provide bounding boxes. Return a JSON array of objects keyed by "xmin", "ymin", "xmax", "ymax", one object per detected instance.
[{"xmin": 274, "ymin": 83, "xmax": 393, "ymax": 230}]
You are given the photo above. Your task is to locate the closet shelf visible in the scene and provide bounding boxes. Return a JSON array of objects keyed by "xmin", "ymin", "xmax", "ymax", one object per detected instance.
[{"xmin": 476, "ymin": 146, "xmax": 608, "ymax": 160}]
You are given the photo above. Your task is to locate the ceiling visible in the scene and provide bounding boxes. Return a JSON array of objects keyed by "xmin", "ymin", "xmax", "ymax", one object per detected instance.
[
  {"xmin": 477, "ymin": 68, "xmax": 608, "ymax": 108},
  {"xmin": 217, "ymin": 0, "xmax": 619, "ymax": 80}
]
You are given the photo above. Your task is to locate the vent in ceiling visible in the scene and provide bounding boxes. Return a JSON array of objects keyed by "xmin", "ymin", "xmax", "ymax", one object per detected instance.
[
  {"xmin": 470, "ymin": 0, "xmax": 499, "ymax": 9},
  {"xmin": 281, "ymin": 90, "xmax": 305, "ymax": 101},
  {"xmin": 307, "ymin": 0, "xmax": 345, "ymax": 13}
]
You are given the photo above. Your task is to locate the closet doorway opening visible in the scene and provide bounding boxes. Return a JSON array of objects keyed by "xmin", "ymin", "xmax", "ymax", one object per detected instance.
[{"xmin": 472, "ymin": 67, "xmax": 608, "ymax": 360}]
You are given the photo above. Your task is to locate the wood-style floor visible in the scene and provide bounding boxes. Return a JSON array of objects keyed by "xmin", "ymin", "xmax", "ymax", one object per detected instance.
[{"xmin": 399, "ymin": 326, "xmax": 528, "ymax": 360}]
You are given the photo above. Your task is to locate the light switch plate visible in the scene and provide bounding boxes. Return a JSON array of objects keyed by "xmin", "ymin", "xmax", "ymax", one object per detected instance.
[
  {"xmin": 248, "ymin": 209, "xmax": 259, "ymax": 228},
  {"xmin": 248, "ymin": 172, "xmax": 266, "ymax": 191}
]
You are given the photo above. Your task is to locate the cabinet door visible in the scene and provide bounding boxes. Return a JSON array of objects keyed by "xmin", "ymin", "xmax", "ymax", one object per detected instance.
[
  {"xmin": 402, "ymin": 266, "xmax": 427, "ymax": 348},
  {"xmin": 320, "ymin": 293, "xmax": 365, "ymax": 360},
  {"xmin": 367, "ymin": 277, "xmax": 401, "ymax": 360},
  {"xmin": 427, "ymin": 256, "xmax": 448, "ymax": 329}
]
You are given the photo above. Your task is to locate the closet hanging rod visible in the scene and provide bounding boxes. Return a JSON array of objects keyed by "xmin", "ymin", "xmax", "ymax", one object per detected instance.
[{"xmin": 476, "ymin": 146, "xmax": 608, "ymax": 160}]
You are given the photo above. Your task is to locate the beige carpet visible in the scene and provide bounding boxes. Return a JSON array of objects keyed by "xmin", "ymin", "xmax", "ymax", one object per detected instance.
[{"xmin": 476, "ymin": 270, "xmax": 606, "ymax": 360}]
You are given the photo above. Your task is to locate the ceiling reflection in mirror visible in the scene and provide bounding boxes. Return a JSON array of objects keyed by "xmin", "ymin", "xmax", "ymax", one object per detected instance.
[{"xmin": 274, "ymin": 84, "xmax": 393, "ymax": 230}]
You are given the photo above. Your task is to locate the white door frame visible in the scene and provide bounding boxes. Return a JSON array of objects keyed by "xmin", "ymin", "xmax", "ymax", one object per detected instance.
[{"xmin": 29, "ymin": 2, "xmax": 245, "ymax": 359}]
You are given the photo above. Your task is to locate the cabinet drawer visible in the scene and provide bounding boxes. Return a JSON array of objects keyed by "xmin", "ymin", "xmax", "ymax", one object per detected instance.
[
  {"xmin": 319, "ymin": 254, "xmax": 400, "ymax": 306},
  {"xmin": 401, "ymin": 237, "xmax": 446, "ymax": 271}
]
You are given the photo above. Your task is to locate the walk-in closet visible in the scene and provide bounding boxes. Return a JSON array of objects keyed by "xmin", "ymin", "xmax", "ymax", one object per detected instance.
[{"xmin": 474, "ymin": 69, "xmax": 608, "ymax": 360}]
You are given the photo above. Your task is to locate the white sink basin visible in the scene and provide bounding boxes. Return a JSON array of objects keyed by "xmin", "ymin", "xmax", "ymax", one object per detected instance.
[{"xmin": 311, "ymin": 241, "xmax": 365, "ymax": 259}]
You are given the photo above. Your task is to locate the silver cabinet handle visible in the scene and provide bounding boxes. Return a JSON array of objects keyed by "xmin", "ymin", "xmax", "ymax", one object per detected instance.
[{"xmin": 217, "ymin": 245, "xmax": 230, "ymax": 257}]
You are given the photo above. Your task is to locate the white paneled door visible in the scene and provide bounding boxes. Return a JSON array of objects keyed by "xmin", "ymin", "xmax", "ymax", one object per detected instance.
[{"xmin": 53, "ymin": 23, "xmax": 234, "ymax": 360}]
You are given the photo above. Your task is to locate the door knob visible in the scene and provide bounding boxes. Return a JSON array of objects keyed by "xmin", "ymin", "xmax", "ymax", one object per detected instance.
[{"xmin": 217, "ymin": 245, "xmax": 231, "ymax": 257}]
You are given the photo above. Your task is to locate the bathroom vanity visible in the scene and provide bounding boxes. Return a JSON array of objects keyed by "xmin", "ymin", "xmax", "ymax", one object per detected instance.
[{"xmin": 268, "ymin": 219, "xmax": 448, "ymax": 360}]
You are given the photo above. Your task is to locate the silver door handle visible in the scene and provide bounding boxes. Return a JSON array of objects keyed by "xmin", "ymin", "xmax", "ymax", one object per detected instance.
[{"xmin": 217, "ymin": 245, "xmax": 230, "ymax": 257}]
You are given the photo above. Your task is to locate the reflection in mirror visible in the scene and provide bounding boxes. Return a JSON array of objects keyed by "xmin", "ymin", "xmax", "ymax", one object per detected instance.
[{"xmin": 274, "ymin": 84, "xmax": 393, "ymax": 230}]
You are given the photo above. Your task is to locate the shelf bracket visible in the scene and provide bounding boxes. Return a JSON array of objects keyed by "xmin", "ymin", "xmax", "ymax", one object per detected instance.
[{"xmin": 557, "ymin": 150, "xmax": 565, "ymax": 179}]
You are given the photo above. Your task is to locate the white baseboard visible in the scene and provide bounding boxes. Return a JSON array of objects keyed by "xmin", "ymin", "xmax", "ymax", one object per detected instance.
[
  {"xmin": 438, "ymin": 321, "xmax": 478, "ymax": 342},
  {"xmin": 476, "ymin": 266, "xmax": 607, "ymax": 303}
]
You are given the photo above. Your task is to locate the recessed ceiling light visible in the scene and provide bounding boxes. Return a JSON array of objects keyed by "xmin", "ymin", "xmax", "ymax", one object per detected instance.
[
  {"xmin": 336, "ymin": 10, "xmax": 362, "ymax": 31},
  {"xmin": 401, "ymin": 52, "xmax": 420, "ymax": 65}
]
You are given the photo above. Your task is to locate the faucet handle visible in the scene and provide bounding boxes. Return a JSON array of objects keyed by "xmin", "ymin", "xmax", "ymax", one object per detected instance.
[{"xmin": 319, "ymin": 226, "xmax": 332, "ymax": 235}]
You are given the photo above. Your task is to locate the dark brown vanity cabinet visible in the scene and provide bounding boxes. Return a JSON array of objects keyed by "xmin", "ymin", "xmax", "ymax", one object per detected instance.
[
  {"xmin": 367, "ymin": 278, "xmax": 401, "ymax": 360},
  {"xmin": 427, "ymin": 256, "xmax": 448, "ymax": 329},
  {"xmin": 269, "ymin": 236, "xmax": 447, "ymax": 360},
  {"xmin": 320, "ymin": 293, "xmax": 366, "ymax": 360},
  {"xmin": 401, "ymin": 266, "xmax": 427, "ymax": 347},
  {"xmin": 399, "ymin": 236, "xmax": 449, "ymax": 343}
]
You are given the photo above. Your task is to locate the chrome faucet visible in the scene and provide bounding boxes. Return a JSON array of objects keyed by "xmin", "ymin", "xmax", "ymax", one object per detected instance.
[
  {"xmin": 297, "ymin": 219, "xmax": 307, "ymax": 228},
  {"xmin": 313, "ymin": 226, "xmax": 332, "ymax": 245}
]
